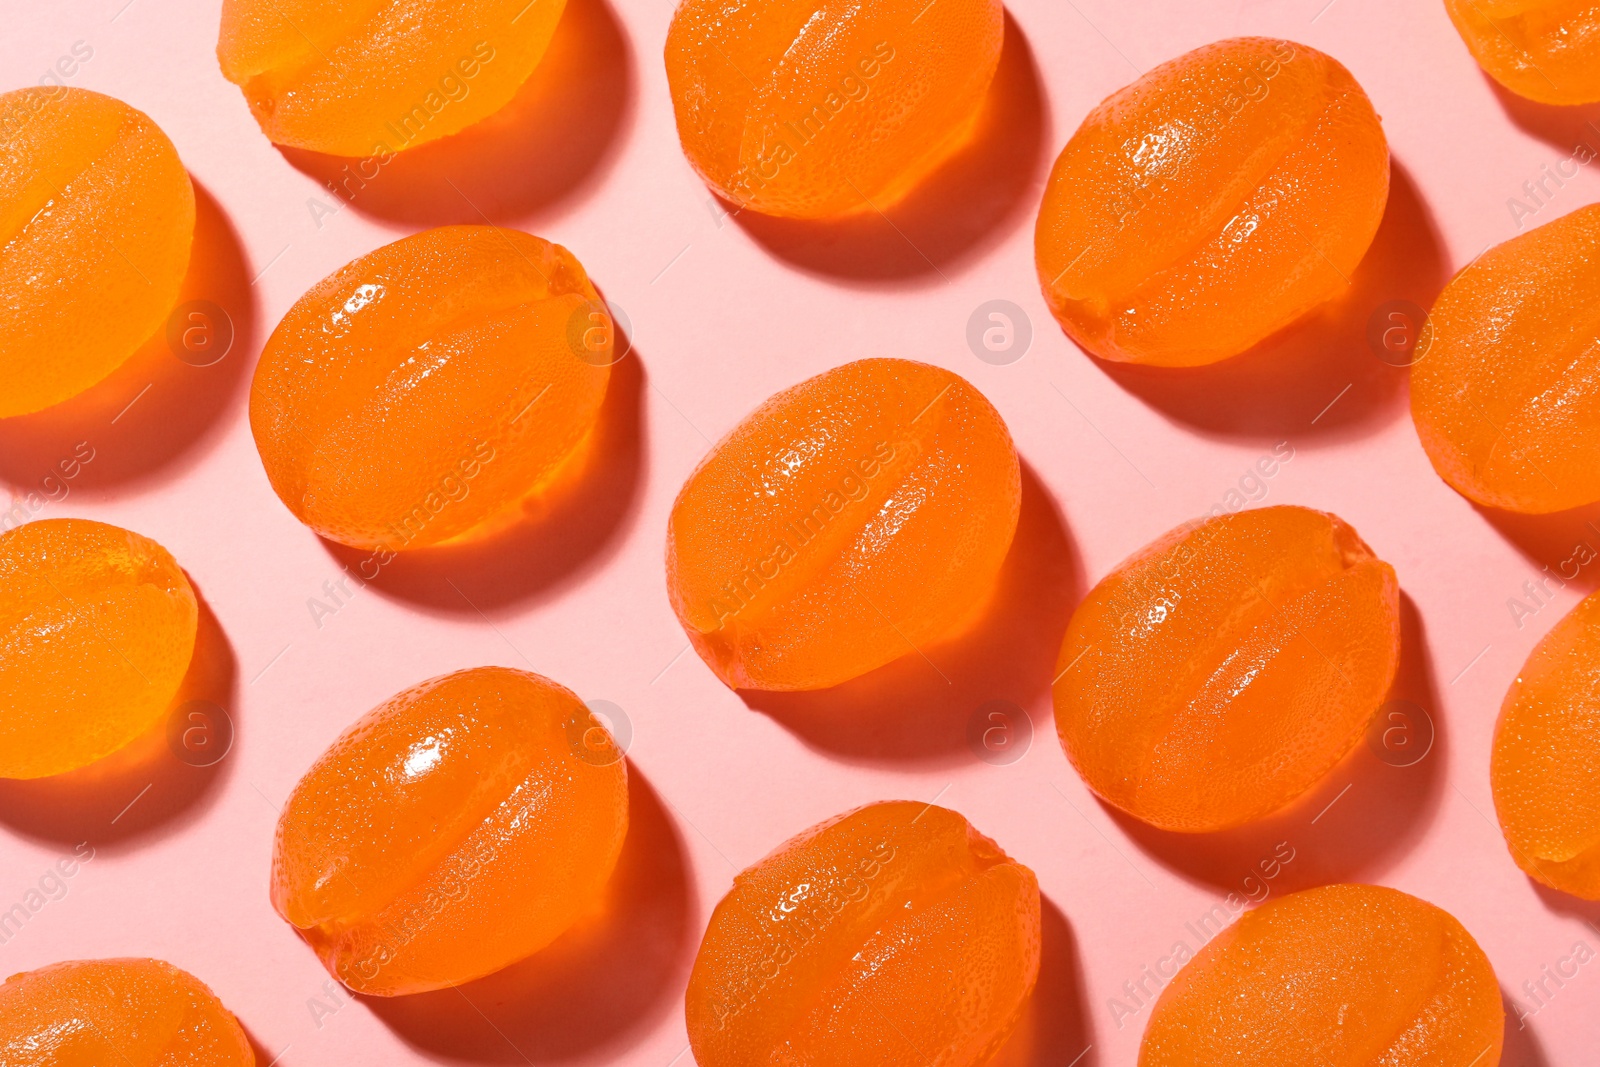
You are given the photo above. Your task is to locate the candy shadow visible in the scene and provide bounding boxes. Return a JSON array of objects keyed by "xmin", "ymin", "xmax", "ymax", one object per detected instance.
[
  {"xmin": 316, "ymin": 347, "xmax": 645, "ymax": 617},
  {"xmin": 1104, "ymin": 592, "xmax": 1445, "ymax": 893},
  {"xmin": 1529, "ymin": 880, "xmax": 1600, "ymax": 924},
  {"xmin": 991, "ymin": 897, "xmax": 1096, "ymax": 1067},
  {"xmin": 278, "ymin": 0, "xmax": 635, "ymax": 226},
  {"xmin": 742, "ymin": 461, "xmax": 1080, "ymax": 767},
  {"xmin": 362, "ymin": 770, "xmax": 693, "ymax": 1063},
  {"xmin": 1501, "ymin": 988, "xmax": 1550, "ymax": 1067},
  {"xmin": 0, "ymin": 180, "xmax": 256, "ymax": 496},
  {"xmin": 1485, "ymin": 76, "xmax": 1600, "ymax": 158},
  {"xmin": 729, "ymin": 10, "xmax": 1047, "ymax": 285},
  {"xmin": 1473, "ymin": 500, "xmax": 1600, "ymax": 601},
  {"xmin": 1088, "ymin": 161, "xmax": 1445, "ymax": 446},
  {"xmin": 0, "ymin": 588, "xmax": 236, "ymax": 851}
]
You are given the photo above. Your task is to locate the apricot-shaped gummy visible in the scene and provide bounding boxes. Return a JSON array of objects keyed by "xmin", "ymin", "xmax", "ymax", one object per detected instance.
[
  {"xmin": 688, "ymin": 801, "xmax": 1040, "ymax": 1067},
  {"xmin": 1140, "ymin": 885, "xmax": 1503, "ymax": 1067},
  {"xmin": 272, "ymin": 666, "xmax": 628, "ymax": 996},
  {"xmin": 1444, "ymin": 0, "xmax": 1600, "ymax": 105},
  {"xmin": 1411, "ymin": 204, "xmax": 1600, "ymax": 514},
  {"xmin": 0, "ymin": 958, "xmax": 254, "ymax": 1066},
  {"xmin": 0, "ymin": 87, "xmax": 194, "ymax": 417},
  {"xmin": 0, "ymin": 519, "xmax": 197, "ymax": 780},
  {"xmin": 664, "ymin": 0, "xmax": 1003, "ymax": 218},
  {"xmin": 1492, "ymin": 588, "xmax": 1600, "ymax": 898},
  {"xmin": 667, "ymin": 358, "xmax": 1019, "ymax": 691},
  {"xmin": 1035, "ymin": 38, "xmax": 1389, "ymax": 366},
  {"xmin": 1055, "ymin": 505, "xmax": 1400, "ymax": 832},
  {"xmin": 250, "ymin": 225, "xmax": 612, "ymax": 551},
  {"xmin": 217, "ymin": 0, "xmax": 567, "ymax": 156}
]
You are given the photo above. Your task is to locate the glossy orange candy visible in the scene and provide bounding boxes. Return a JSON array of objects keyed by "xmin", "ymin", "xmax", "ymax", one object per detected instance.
[
  {"xmin": 688, "ymin": 801, "xmax": 1040, "ymax": 1067},
  {"xmin": 0, "ymin": 518, "xmax": 197, "ymax": 780},
  {"xmin": 272, "ymin": 666, "xmax": 628, "ymax": 996},
  {"xmin": 667, "ymin": 358, "xmax": 1019, "ymax": 691},
  {"xmin": 0, "ymin": 958, "xmax": 254, "ymax": 1066},
  {"xmin": 0, "ymin": 87, "xmax": 193, "ymax": 417},
  {"xmin": 1140, "ymin": 885, "xmax": 1503, "ymax": 1067},
  {"xmin": 250, "ymin": 225, "xmax": 612, "ymax": 551},
  {"xmin": 1035, "ymin": 38, "xmax": 1389, "ymax": 366},
  {"xmin": 665, "ymin": 0, "xmax": 1003, "ymax": 218},
  {"xmin": 1493, "ymin": 588, "xmax": 1600, "ymax": 898},
  {"xmin": 1055, "ymin": 505, "xmax": 1400, "ymax": 832},
  {"xmin": 217, "ymin": 0, "xmax": 568, "ymax": 156},
  {"xmin": 1444, "ymin": 0, "xmax": 1600, "ymax": 105},
  {"xmin": 1411, "ymin": 204, "xmax": 1600, "ymax": 514}
]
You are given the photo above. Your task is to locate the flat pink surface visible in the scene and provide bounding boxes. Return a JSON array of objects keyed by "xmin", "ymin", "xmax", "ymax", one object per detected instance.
[{"xmin": 4, "ymin": 0, "xmax": 1600, "ymax": 1063}]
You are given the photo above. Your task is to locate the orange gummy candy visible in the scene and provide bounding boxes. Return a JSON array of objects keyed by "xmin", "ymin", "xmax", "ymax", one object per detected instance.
[
  {"xmin": 1492, "ymin": 588, "xmax": 1600, "ymax": 898},
  {"xmin": 1055, "ymin": 505, "xmax": 1400, "ymax": 832},
  {"xmin": 1140, "ymin": 884, "xmax": 1503, "ymax": 1067},
  {"xmin": 0, "ymin": 87, "xmax": 193, "ymax": 417},
  {"xmin": 217, "ymin": 0, "xmax": 568, "ymax": 156},
  {"xmin": 0, "ymin": 518, "xmax": 197, "ymax": 780},
  {"xmin": 1444, "ymin": 0, "xmax": 1600, "ymax": 105},
  {"xmin": 687, "ymin": 801, "xmax": 1040, "ymax": 1067},
  {"xmin": 1035, "ymin": 38, "xmax": 1389, "ymax": 366},
  {"xmin": 0, "ymin": 958, "xmax": 254, "ymax": 1066},
  {"xmin": 667, "ymin": 358, "xmax": 1019, "ymax": 691},
  {"xmin": 1411, "ymin": 204, "xmax": 1600, "ymax": 514},
  {"xmin": 664, "ymin": 0, "xmax": 1003, "ymax": 218},
  {"xmin": 250, "ymin": 225, "xmax": 612, "ymax": 551},
  {"xmin": 272, "ymin": 666, "xmax": 628, "ymax": 996}
]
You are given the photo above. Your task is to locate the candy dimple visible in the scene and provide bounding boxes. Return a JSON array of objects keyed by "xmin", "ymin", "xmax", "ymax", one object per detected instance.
[
  {"xmin": 1443, "ymin": 0, "xmax": 1600, "ymax": 105},
  {"xmin": 1035, "ymin": 38, "xmax": 1389, "ymax": 366}
]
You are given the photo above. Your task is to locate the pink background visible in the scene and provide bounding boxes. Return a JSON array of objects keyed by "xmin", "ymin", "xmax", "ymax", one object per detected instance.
[{"xmin": 4, "ymin": 0, "xmax": 1600, "ymax": 1063}]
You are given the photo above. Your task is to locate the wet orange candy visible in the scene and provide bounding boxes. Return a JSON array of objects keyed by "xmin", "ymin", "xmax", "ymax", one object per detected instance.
[
  {"xmin": 0, "ymin": 958, "xmax": 254, "ymax": 1066},
  {"xmin": 1444, "ymin": 0, "xmax": 1600, "ymax": 105},
  {"xmin": 1411, "ymin": 204, "xmax": 1600, "ymax": 514},
  {"xmin": 1034, "ymin": 38, "xmax": 1389, "ymax": 366},
  {"xmin": 667, "ymin": 358, "xmax": 1019, "ymax": 691},
  {"xmin": 250, "ymin": 225, "xmax": 612, "ymax": 551},
  {"xmin": 217, "ymin": 0, "xmax": 568, "ymax": 156},
  {"xmin": 0, "ymin": 518, "xmax": 197, "ymax": 780},
  {"xmin": 272, "ymin": 666, "xmax": 628, "ymax": 996},
  {"xmin": 1492, "ymin": 588, "xmax": 1600, "ymax": 898},
  {"xmin": 687, "ymin": 801, "xmax": 1040, "ymax": 1067},
  {"xmin": 1055, "ymin": 505, "xmax": 1400, "ymax": 832},
  {"xmin": 0, "ymin": 87, "xmax": 194, "ymax": 417},
  {"xmin": 664, "ymin": 0, "xmax": 1003, "ymax": 218},
  {"xmin": 1140, "ymin": 885, "xmax": 1503, "ymax": 1067}
]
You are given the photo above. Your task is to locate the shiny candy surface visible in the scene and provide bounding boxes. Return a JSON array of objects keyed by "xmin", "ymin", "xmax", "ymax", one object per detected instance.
[
  {"xmin": 1444, "ymin": 0, "xmax": 1600, "ymax": 105},
  {"xmin": 271, "ymin": 666, "xmax": 629, "ymax": 996},
  {"xmin": 664, "ymin": 0, "xmax": 1004, "ymax": 218},
  {"xmin": 1493, "ymin": 589, "xmax": 1600, "ymax": 899},
  {"xmin": 1054, "ymin": 505, "xmax": 1401, "ymax": 832},
  {"xmin": 1411, "ymin": 203, "xmax": 1600, "ymax": 515},
  {"xmin": 1139, "ymin": 885, "xmax": 1503, "ymax": 1067},
  {"xmin": 0, "ymin": 87, "xmax": 194, "ymax": 417},
  {"xmin": 250, "ymin": 225, "xmax": 612, "ymax": 551},
  {"xmin": 0, "ymin": 518, "xmax": 197, "ymax": 780},
  {"xmin": 1034, "ymin": 37, "xmax": 1389, "ymax": 366},
  {"xmin": 0, "ymin": 958, "xmax": 254, "ymax": 1066},
  {"xmin": 687, "ymin": 801, "xmax": 1041, "ymax": 1067},
  {"xmin": 667, "ymin": 358, "xmax": 1020, "ymax": 691}
]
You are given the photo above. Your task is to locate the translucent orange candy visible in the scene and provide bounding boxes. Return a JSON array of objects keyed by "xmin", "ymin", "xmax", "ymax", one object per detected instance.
[
  {"xmin": 1493, "ymin": 588, "xmax": 1600, "ymax": 899},
  {"xmin": 1055, "ymin": 505, "xmax": 1400, "ymax": 832},
  {"xmin": 217, "ymin": 0, "xmax": 568, "ymax": 156},
  {"xmin": 687, "ymin": 801, "xmax": 1040, "ymax": 1067},
  {"xmin": 667, "ymin": 358, "xmax": 1019, "ymax": 691},
  {"xmin": 0, "ymin": 958, "xmax": 253, "ymax": 1066},
  {"xmin": 272, "ymin": 666, "xmax": 628, "ymax": 996},
  {"xmin": 0, "ymin": 518, "xmax": 197, "ymax": 780},
  {"xmin": 0, "ymin": 87, "xmax": 193, "ymax": 417},
  {"xmin": 1411, "ymin": 204, "xmax": 1600, "ymax": 514},
  {"xmin": 1444, "ymin": 0, "xmax": 1600, "ymax": 105},
  {"xmin": 1035, "ymin": 38, "xmax": 1389, "ymax": 366},
  {"xmin": 664, "ymin": 0, "xmax": 1003, "ymax": 218},
  {"xmin": 250, "ymin": 225, "xmax": 612, "ymax": 551},
  {"xmin": 1140, "ymin": 885, "xmax": 1503, "ymax": 1067}
]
